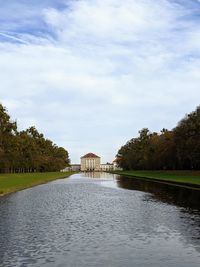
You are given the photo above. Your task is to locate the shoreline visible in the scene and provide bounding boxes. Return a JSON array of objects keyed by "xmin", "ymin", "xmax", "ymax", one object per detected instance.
[
  {"xmin": 109, "ymin": 170, "xmax": 200, "ymax": 190},
  {"xmin": 0, "ymin": 172, "xmax": 77, "ymax": 197}
]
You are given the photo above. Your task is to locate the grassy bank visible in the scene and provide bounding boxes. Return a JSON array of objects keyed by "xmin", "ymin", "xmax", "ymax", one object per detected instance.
[
  {"xmin": 110, "ymin": 170, "xmax": 200, "ymax": 188},
  {"xmin": 0, "ymin": 172, "xmax": 76, "ymax": 196}
]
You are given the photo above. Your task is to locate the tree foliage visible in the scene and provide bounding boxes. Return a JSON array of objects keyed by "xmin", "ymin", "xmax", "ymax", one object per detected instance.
[
  {"xmin": 117, "ymin": 106, "xmax": 200, "ymax": 170},
  {"xmin": 0, "ymin": 104, "xmax": 70, "ymax": 173}
]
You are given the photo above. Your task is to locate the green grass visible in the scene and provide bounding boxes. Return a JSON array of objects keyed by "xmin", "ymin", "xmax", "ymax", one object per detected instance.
[
  {"xmin": 111, "ymin": 170, "xmax": 200, "ymax": 187},
  {"xmin": 0, "ymin": 172, "xmax": 76, "ymax": 196}
]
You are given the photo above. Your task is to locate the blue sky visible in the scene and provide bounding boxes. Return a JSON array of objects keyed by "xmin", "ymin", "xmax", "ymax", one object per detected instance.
[{"xmin": 0, "ymin": 0, "xmax": 200, "ymax": 163}]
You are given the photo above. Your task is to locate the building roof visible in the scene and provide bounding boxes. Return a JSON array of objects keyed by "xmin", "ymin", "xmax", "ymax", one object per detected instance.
[{"xmin": 81, "ymin": 153, "xmax": 100, "ymax": 158}]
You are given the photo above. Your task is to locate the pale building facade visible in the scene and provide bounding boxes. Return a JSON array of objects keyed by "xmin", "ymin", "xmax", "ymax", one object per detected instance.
[
  {"xmin": 60, "ymin": 164, "xmax": 81, "ymax": 172},
  {"xmin": 100, "ymin": 163, "xmax": 114, "ymax": 171},
  {"xmin": 113, "ymin": 159, "xmax": 123, "ymax": 171},
  {"xmin": 60, "ymin": 166, "xmax": 71, "ymax": 172},
  {"xmin": 81, "ymin": 153, "xmax": 101, "ymax": 171},
  {"xmin": 100, "ymin": 162, "xmax": 122, "ymax": 171},
  {"xmin": 71, "ymin": 164, "xmax": 81, "ymax": 171}
]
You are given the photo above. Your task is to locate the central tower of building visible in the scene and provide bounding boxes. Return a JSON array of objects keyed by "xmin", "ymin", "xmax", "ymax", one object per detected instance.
[{"xmin": 81, "ymin": 153, "xmax": 101, "ymax": 171}]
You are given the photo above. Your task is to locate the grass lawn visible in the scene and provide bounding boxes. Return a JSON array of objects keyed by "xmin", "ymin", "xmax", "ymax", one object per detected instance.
[
  {"xmin": 0, "ymin": 172, "xmax": 76, "ymax": 196},
  {"xmin": 111, "ymin": 170, "xmax": 200, "ymax": 187}
]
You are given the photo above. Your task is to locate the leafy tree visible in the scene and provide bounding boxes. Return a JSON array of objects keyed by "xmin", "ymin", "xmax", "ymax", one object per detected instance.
[
  {"xmin": 0, "ymin": 103, "xmax": 70, "ymax": 173},
  {"xmin": 0, "ymin": 104, "xmax": 17, "ymax": 172},
  {"xmin": 174, "ymin": 106, "xmax": 200, "ymax": 169},
  {"xmin": 117, "ymin": 106, "xmax": 200, "ymax": 170}
]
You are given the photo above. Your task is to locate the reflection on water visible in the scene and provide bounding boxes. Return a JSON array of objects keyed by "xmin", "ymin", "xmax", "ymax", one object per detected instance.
[
  {"xmin": 115, "ymin": 174, "xmax": 200, "ymax": 210},
  {"xmin": 114, "ymin": 174, "xmax": 200, "ymax": 257},
  {"xmin": 0, "ymin": 172, "xmax": 200, "ymax": 267},
  {"xmin": 80, "ymin": 171, "xmax": 111, "ymax": 179}
]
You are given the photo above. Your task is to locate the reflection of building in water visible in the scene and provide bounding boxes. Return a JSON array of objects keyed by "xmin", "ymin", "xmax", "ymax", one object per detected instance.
[
  {"xmin": 80, "ymin": 171, "xmax": 119, "ymax": 179},
  {"xmin": 81, "ymin": 153, "xmax": 101, "ymax": 171},
  {"xmin": 81, "ymin": 172, "xmax": 98, "ymax": 178}
]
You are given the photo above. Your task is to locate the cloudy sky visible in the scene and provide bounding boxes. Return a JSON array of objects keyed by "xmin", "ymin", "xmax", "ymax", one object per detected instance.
[{"xmin": 0, "ymin": 0, "xmax": 200, "ymax": 163}]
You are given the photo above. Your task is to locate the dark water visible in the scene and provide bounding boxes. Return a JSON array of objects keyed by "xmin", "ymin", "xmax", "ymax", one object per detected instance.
[{"xmin": 0, "ymin": 172, "xmax": 200, "ymax": 267}]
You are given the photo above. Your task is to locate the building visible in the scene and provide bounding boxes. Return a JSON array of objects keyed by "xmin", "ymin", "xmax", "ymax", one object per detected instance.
[
  {"xmin": 60, "ymin": 166, "xmax": 71, "ymax": 172},
  {"xmin": 61, "ymin": 164, "xmax": 81, "ymax": 172},
  {"xmin": 100, "ymin": 163, "xmax": 114, "ymax": 171},
  {"xmin": 61, "ymin": 157, "xmax": 122, "ymax": 173},
  {"xmin": 81, "ymin": 153, "xmax": 101, "ymax": 171},
  {"xmin": 100, "ymin": 160, "xmax": 122, "ymax": 171},
  {"xmin": 71, "ymin": 164, "xmax": 81, "ymax": 171},
  {"xmin": 113, "ymin": 159, "xmax": 123, "ymax": 171}
]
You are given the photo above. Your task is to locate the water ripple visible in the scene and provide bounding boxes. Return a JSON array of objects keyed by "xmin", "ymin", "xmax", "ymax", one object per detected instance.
[{"xmin": 0, "ymin": 172, "xmax": 200, "ymax": 267}]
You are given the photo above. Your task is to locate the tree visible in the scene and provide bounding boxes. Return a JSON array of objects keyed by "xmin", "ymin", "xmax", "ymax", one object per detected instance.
[
  {"xmin": 117, "ymin": 105, "xmax": 200, "ymax": 171},
  {"xmin": 174, "ymin": 106, "xmax": 200, "ymax": 169},
  {"xmin": 0, "ymin": 103, "xmax": 70, "ymax": 173},
  {"xmin": 0, "ymin": 104, "xmax": 17, "ymax": 172}
]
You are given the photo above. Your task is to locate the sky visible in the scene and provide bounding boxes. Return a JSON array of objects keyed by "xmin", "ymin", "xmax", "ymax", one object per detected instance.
[{"xmin": 0, "ymin": 0, "xmax": 200, "ymax": 163}]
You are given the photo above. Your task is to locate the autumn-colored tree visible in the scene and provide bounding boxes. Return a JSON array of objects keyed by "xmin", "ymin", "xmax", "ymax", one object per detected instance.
[
  {"xmin": 174, "ymin": 106, "xmax": 200, "ymax": 169},
  {"xmin": 117, "ymin": 106, "xmax": 200, "ymax": 170},
  {"xmin": 0, "ymin": 103, "xmax": 70, "ymax": 173}
]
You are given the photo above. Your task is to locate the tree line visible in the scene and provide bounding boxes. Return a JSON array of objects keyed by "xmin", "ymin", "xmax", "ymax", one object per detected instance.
[
  {"xmin": 117, "ymin": 106, "xmax": 200, "ymax": 170},
  {"xmin": 0, "ymin": 103, "xmax": 70, "ymax": 173}
]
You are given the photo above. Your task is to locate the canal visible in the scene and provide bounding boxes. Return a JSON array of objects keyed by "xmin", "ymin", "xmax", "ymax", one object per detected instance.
[{"xmin": 0, "ymin": 172, "xmax": 200, "ymax": 266}]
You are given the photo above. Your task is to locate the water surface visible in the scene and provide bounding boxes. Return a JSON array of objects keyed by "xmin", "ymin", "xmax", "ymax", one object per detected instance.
[{"xmin": 0, "ymin": 172, "xmax": 200, "ymax": 267}]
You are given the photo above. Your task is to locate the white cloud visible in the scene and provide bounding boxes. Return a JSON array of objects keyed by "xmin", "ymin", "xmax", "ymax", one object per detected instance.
[{"xmin": 0, "ymin": 0, "xmax": 200, "ymax": 162}]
